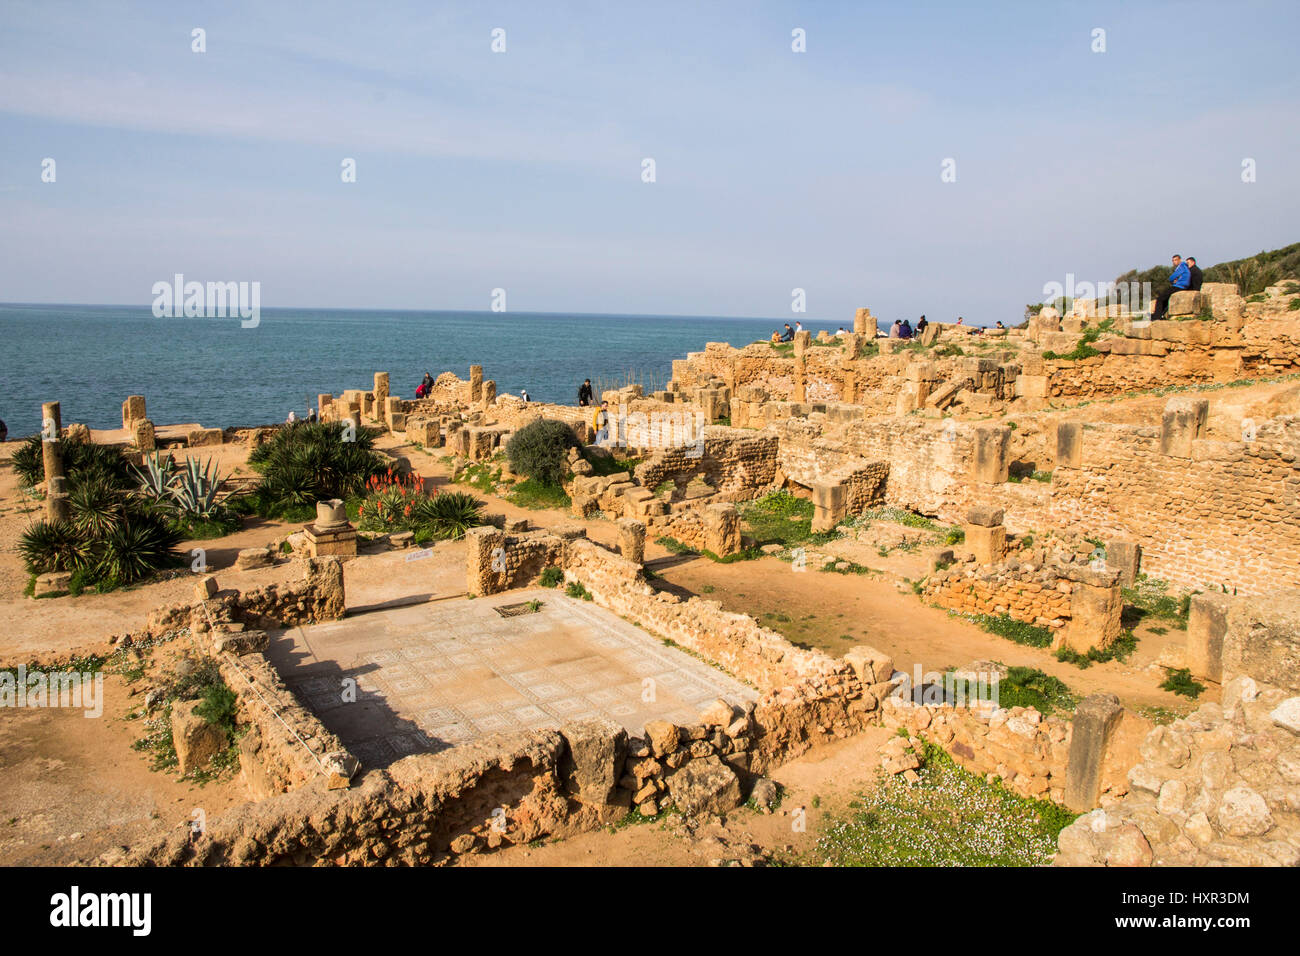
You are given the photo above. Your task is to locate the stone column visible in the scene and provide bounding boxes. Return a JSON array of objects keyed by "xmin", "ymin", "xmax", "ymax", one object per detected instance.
[
  {"xmin": 965, "ymin": 505, "xmax": 1006, "ymax": 565},
  {"xmin": 1186, "ymin": 592, "xmax": 1231, "ymax": 684},
  {"xmin": 134, "ymin": 419, "xmax": 157, "ymax": 452},
  {"xmin": 467, "ymin": 526, "xmax": 506, "ymax": 596},
  {"xmin": 811, "ymin": 482, "xmax": 847, "ymax": 533},
  {"xmin": 40, "ymin": 401, "xmax": 64, "ymax": 485},
  {"xmin": 1063, "ymin": 693, "xmax": 1123, "ymax": 812},
  {"xmin": 1104, "ymin": 539, "xmax": 1142, "ymax": 587},
  {"xmin": 45, "ymin": 475, "xmax": 71, "ymax": 522},
  {"xmin": 793, "ymin": 355, "xmax": 807, "ymax": 403},
  {"xmin": 469, "ymin": 365, "xmax": 483, "ymax": 403},
  {"xmin": 481, "ymin": 379, "xmax": 496, "ymax": 407},
  {"xmin": 617, "ymin": 518, "xmax": 646, "ymax": 565},
  {"xmin": 373, "ymin": 373, "xmax": 389, "ymax": 413},
  {"xmin": 792, "ymin": 329, "xmax": 812, "ymax": 357},
  {"xmin": 1056, "ymin": 567, "xmax": 1123, "ymax": 654},
  {"xmin": 121, "ymin": 395, "xmax": 146, "ymax": 429},
  {"xmin": 317, "ymin": 393, "xmax": 333, "ymax": 420},
  {"xmin": 853, "ymin": 307, "xmax": 872, "ymax": 336}
]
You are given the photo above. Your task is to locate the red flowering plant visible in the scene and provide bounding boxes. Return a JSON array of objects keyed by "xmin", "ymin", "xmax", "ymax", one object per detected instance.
[{"xmin": 356, "ymin": 469, "xmax": 425, "ymax": 534}]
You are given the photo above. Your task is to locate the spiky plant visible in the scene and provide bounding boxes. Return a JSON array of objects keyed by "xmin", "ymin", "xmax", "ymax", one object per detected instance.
[
  {"xmin": 68, "ymin": 477, "xmax": 126, "ymax": 539},
  {"xmin": 131, "ymin": 451, "xmax": 178, "ymax": 501},
  {"xmin": 86, "ymin": 507, "xmax": 184, "ymax": 585},
  {"xmin": 18, "ymin": 519, "xmax": 87, "ymax": 574},
  {"xmin": 246, "ymin": 420, "xmax": 383, "ymax": 515},
  {"xmin": 171, "ymin": 457, "xmax": 223, "ymax": 517},
  {"xmin": 11, "ymin": 435, "xmax": 45, "ymax": 487},
  {"xmin": 417, "ymin": 491, "xmax": 484, "ymax": 540}
]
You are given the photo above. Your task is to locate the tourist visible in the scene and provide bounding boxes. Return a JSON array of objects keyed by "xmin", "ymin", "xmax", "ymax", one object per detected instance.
[
  {"xmin": 1151, "ymin": 254, "xmax": 1191, "ymax": 321},
  {"xmin": 899, "ymin": 319, "xmax": 913, "ymax": 339},
  {"xmin": 915, "ymin": 315, "xmax": 928, "ymax": 335},
  {"xmin": 779, "ymin": 323, "xmax": 794, "ymax": 342},
  {"xmin": 995, "ymin": 320, "xmax": 1005, "ymax": 329},
  {"xmin": 520, "ymin": 389, "xmax": 530, "ymax": 403},
  {"xmin": 1187, "ymin": 256, "xmax": 1204, "ymax": 292},
  {"xmin": 415, "ymin": 372, "xmax": 433, "ymax": 398},
  {"xmin": 956, "ymin": 316, "xmax": 964, "ymax": 326},
  {"xmin": 307, "ymin": 407, "xmax": 317, "ymax": 422},
  {"xmin": 592, "ymin": 400, "xmax": 611, "ymax": 444},
  {"xmin": 835, "ymin": 326, "xmax": 847, "ymax": 336},
  {"xmin": 888, "ymin": 319, "xmax": 901, "ymax": 338},
  {"xmin": 0, "ymin": 419, "xmax": 6, "ymax": 442},
  {"xmin": 286, "ymin": 410, "xmax": 297, "ymax": 423},
  {"xmin": 578, "ymin": 378, "xmax": 594, "ymax": 407},
  {"xmin": 794, "ymin": 320, "xmax": 804, "ymax": 333}
]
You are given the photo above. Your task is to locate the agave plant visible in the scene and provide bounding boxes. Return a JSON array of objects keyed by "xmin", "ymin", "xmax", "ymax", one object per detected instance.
[
  {"xmin": 131, "ymin": 451, "xmax": 178, "ymax": 501},
  {"xmin": 171, "ymin": 457, "xmax": 224, "ymax": 518}
]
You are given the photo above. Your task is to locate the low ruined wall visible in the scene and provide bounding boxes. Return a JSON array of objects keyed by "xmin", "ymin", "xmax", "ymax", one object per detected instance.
[
  {"xmin": 634, "ymin": 429, "xmax": 779, "ymax": 501},
  {"xmin": 923, "ymin": 563, "xmax": 1072, "ymax": 629}
]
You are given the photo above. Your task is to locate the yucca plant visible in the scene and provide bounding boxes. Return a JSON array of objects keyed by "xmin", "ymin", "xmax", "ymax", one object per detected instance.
[
  {"xmin": 246, "ymin": 420, "xmax": 383, "ymax": 516},
  {"xmin": 417, "ymin": 491, "xmax": 484, "ymax": 540},
  {"xmin": 68, "ymin": 477, "xmax": 126, "ymax": 538},
  {"xmin": 171, "ymin": 457, "xmax": 223, "ymax": 517},
  {"xmin": 131, "ymin": 451, "xmax": 178, "ymax": 501},
  {"xmin": 18, "ymin": 518, "xmax": 87, "ymax": 573},
  {"xmin": 11, "ymin": 435, "xmax": 45, "ymax": 487},
  {"xmin": 87, "ymin": 508, "xmax": 184, "ymax": 585}
]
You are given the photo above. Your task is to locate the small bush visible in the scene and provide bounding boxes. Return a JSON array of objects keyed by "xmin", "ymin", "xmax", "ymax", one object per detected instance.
[
  {"xmin": 565, "ymin": 580, "xmax": 593, "ymax": 601},
  {"xmin": 505, "ymin": 419, "xmax": 579, "ymax": 487},
  {"xmin": 970, "ymin": 613, "xmax": 1053, "ymax": 648},
  {"xmin": 1159, "ymin": 668, "xmax": 1205, "ymax": 699},
  {"xmin": 539, "ymin": 566, "xmax": 564, "ymax": 588}
]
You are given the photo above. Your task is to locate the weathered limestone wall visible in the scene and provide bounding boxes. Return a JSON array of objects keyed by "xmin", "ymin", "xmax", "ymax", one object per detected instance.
[{"xmin": 634, "ymin": 428, "xmax": 779, "ymax": 500}]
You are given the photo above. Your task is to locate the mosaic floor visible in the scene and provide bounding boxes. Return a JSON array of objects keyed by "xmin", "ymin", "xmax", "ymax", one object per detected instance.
[{"xmin": 268, "ymin": 589, "xmax": 755, "ymax": 767}]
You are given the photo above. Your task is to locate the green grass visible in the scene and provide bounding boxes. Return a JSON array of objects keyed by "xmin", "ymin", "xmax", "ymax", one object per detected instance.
[
  {"xmin": 812, "ymin": 743, "xmax": 1076, "ymax": 867},
  {"xmin": 1122, "ymin": 575, "xmax": 1191, "ymax": 630},
  {"xmin": 969, "ymin": 613, "xmax": 1053, "ymax": 649},
  {"xmin": 565, "ymin": 580, "xmax": 593, "ymax": 601},
  {"xmin": 739, "ymin": 490, "xmax": 827, "ymax": 548},
  {"xmin": 1054, "ymin": 629, "xmax": 1139, "ymax": 669},
  {"xmin": 455, "ymin": 461, "xmax": 501, "ymax": 494},
  {"xmin": 1159, "ymin": 667, "xmax": 1206, "ymax": 699},
  {"xmin": 951, "ymin": 666, "xmax": 1077, "ymax": 717},
  {"xmin": 507, "ymin": 478, "xmax": 571, "ymax": 510},
  {"xmin": 583, "ymin": 452, "xmax": 644, "ymax": 477}
]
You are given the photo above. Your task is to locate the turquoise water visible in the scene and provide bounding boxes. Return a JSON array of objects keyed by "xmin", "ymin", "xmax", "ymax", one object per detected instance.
[{"xmin": 0, "ymin": 304, "xmax": 851, "ymax": 433}]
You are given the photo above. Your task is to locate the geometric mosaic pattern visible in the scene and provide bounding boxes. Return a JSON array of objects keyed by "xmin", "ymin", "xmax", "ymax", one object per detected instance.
[{"xmin": 268, "ymin": 589, "xmax": 756, "ymax": 768}]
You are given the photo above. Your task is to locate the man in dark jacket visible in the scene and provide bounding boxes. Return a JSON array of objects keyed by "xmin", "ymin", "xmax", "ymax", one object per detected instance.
[
  {"xmin": 1186, "ymin": 257, "xmax": 1203, "ymax": 291},
  {"xmin": 1151, "ymin": 254, "xmax": 1191, "ymax": 321},
  {"xmin": 578, "ymin": 379, "xmax": 594, "ymax": 407}
]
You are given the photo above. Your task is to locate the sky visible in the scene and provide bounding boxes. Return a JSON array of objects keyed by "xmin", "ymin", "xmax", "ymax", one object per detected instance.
[{"xmin": 1, "ymin": 0, "xmax": 1297, "ymax": 325}]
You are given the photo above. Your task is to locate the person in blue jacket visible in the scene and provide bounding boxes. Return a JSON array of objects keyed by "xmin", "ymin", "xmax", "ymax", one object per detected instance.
[{"xmin": 1151, "ymin": 254, "xmax": 1191, "ymax": 321}]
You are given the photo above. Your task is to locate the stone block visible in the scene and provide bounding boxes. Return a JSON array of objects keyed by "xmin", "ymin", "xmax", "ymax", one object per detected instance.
[
  {"xmin": 134, "ymin": 419, "xmax": 156, "ymax": 452},
  {"xmin": 1160, "ymin": 397, "xmax": 1208, "ymax": 458},
  {"xmin": 561, "ymin": 717, "xmax": 628, "ymax": 807},
  {"xmin": 971, "ymin": 426, "xmax": 1010, "ymax": 483},
  {"xmin": 1104, "ymin": 540, "xmax": 1142, "ymax": 588},
  {"xmin": 965, "ymin": 523, "xmax": 1007, "ymax": 566},
  {"xmin": 966, "ymin": 505, "xmax": 1004, "ymax": 528},
  {"xmin": 665, "ymin": 755, "xmax": 743, "ymax": 817},
  {"xmin": 1052, "ymin": 421, "xmax": 1083, "ymax": 468},
  {"xmin": 171, "ymin": 699, "xmax": 229, "ymax": 775},
  {"xmin": 1187, "ymin": 592, "xmax": 1232, "ymax": 685},
  {"xmin": 1167, "ymin": 290, "xmax": 1205, "ymax": 318},
  {"xmin": 1063, "ymin": 693, "xmax": 1123, "ymax": 812},
  {"xmin": 121, "ymin": 395, "xmax": 146, "ymax": 429},
  {"xmin": 213, "ymin": 628, "xmax": 269, "ymax": 655},
  {"xmin": 617, "ymin": 517, "xmax": 646, "ymax": 565},
  {"xmin": 195, "ymin": 575, "xmax": 219, "ymax": 600},
  {"xmin": 1057, "ymin": 575, "xmax": 1124, "ymax": 654},
  {"xmin": 811, "ymin": 481, "xmax": 847, "ymax": 533},
  {"xmin": 1222, "ymin": 591, "xmax": 1300, "ymax": 695},
  {"xmin": 33, "ymin": 571, "xmax": 72, "ymax": 597},
  {"xmin": 235, "ymin": 547, "xmax": 274, "ymax": 570},
  {"xmin": 701, "ymin": 503, "xmax": 741, "ymax": 557},
  {"xmin": 187, "ymin": 427, "xmax": 224, "ymax": 447}
]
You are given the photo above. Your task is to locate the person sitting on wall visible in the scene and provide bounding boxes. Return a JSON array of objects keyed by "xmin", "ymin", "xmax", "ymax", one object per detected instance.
[
  {"xmin": 835, "ymin": 326, "xmax": 847, "ymax": 336},
  {"xmin": 888, "ymin": 319, "xmax": 901, "ymax": 338},
  {"xmin": 1151, "ymin": 254, "xmax": 1191, "ymax": 321},
  {"xmin": 286, "ymin": 410, "xmax": 297, "ymax": 423},
  {"xmin": 899, "ymin": 319, "xmax": 913, "ymax": 339},
  {"xmin": 779, "ymin": 323, "xmax": 795, "ymax": 342},
  {"xmin": 915, "ymin": 315, "xmax": 928, "ymax": 335},
  {"xmin": 592, "ymin": 400, "xmax": 611, "ymax": 444},
  {"xmin": 995, "ymin": 320, "xmax": 1005, "ymax": 329},
  {"xmin": 520, "ymin": 389, "xmax": 530, "ymax": 403},
  {"xmin": 578, "ymin": 378, "xmax": 594, "ymax": 406},
  {"xmin": 1187, "ymin": 256, "xmax": 1203, "ymax": 291}
]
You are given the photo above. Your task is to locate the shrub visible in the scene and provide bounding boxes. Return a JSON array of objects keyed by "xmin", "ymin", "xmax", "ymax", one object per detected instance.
[
  {"xmin": 247, "ymin": 421, "xmax": 384, "ymax": 516},
  {"xmin": 87, "ymin": 507, "xmax": 184, "ymax": 585},
  {"xmin": 565, "ymin": 580, "xmax": 593, "ymax": 601},
  {"xmin": 357, "ymin": 475, "xmax": 483, "ymax": 541},
  {"xmin": 11, "ymin": 433, "xmax": 133, "ymax": 490},
  {"xmin": 505, "ymin": 419, "xmax": 579, "ymax": 487},
  {"xmin": 1159, "ymin": 668, "xmax": 1205, "ymax": 699},
  {"xmin": 417, "ymin": 491, "xmax": 483, "ymax": 540},
  {"xmin": 18, "ymin": 519, "xmax": 85, "ymax": 573},
  {"xmin": 539, "ymin": 566, "xmax": 564, "ymax": 588},
  {"xmin": 68, "ymin": 477, "xmax": 125, "ymax": 539}
]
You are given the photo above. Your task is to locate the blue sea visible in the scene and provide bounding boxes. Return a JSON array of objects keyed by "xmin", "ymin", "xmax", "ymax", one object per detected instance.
[{"xmin": 0, "ymin": 304, "xmax": 855, "ymax": 433}]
